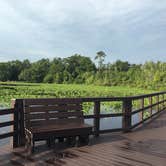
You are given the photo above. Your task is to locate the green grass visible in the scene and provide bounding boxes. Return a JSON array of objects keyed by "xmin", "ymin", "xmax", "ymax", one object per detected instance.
[{"xmin": 0, "ymin": 81, "xmax": 156, "ymax": 107}]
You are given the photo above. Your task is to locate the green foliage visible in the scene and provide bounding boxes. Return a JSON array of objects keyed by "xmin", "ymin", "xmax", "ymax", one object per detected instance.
[
  {"xmin": 0, "ymin": 82, "xmax": 154, "ymax": 107},
  {"xmin": 0, "ymin": 54, "xmax": 165, "ymax": 91}
]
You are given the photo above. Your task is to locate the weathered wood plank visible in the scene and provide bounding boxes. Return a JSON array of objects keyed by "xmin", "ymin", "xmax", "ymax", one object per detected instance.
[
  {"xmin": 94, "ymin": 101, "xmax": 100, "ymax": 137},
  {"xmin": 122, "ymin": 99, "xmax": 132, "ymax": 132},
  {"xmin": 0, "ymin": 109, "xmax": 14, "ymax": 115},
  {"xmin": 0, "ymin": 132, "xmax": 14, "ymax": 139},
  {"xmin": 28, "ymin": 118, "xmax": 84, "ymax": 127},
  {"xmin": 24, "ymin": 104, "xmax": 82, "ymax": 113},
  {"xmin": 0, "ymin": 121, "xmax": 14, "ymax": 127},
  {"xmin": 24, "ymin": 98, "xmax": 82, "ymax": 106},
  {"xmin": 48, "ymin": 111, "xmax": 83, "ymax": 119},
  {"xmin": 24, "ymin": 112, "xmax": 47, "ymax": 120}
]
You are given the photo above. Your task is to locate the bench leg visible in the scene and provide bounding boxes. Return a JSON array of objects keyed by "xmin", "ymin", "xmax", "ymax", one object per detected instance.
[
  {"xmin": 79, "ymin": 135, "xmax": 89, "ymax": 146},
  {"xmin": 32, "ymin": 141, "xmax": 35, "ymax": 153},
  {"xmin": 47, "ymin": 137, "xmax": 55, "ymax": 147},
  {"xmin": 66, "ymin": 136, "xmax": 76, "ymax": 146},
  {"xmin": 25, "ymin": 129, "xmax": 34, "ymax": 155},
  {"xmin": 47, "ymin": 139, "xmax": 51, "ymax": 147},
  {"xmin": 58, "ymin": 137, "xmax": 64, "ymax": 143}
]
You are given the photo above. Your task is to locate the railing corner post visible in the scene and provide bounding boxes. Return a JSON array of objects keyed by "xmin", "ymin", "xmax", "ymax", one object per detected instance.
[
  {"xmin": 122, "ymin": 98, "xmax": 132, "ymax": 133},
  {"xmin": 12, "ymin": 99, "xmax": 19, "ymax": 148},
  {"xmin": 12, "ymin": 99, "xmax": 24, "ymax": 148}
]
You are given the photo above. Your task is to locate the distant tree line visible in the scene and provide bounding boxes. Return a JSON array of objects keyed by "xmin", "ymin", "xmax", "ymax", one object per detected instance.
[{"xmin": 0, "ymin": 53, "xmax": 165, "ymax": 90}]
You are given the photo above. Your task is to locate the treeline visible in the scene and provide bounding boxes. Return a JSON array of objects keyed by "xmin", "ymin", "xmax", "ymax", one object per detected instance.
[{"xmin": 0, "ymin": 54, "xmax": 165, "ymax": 89}]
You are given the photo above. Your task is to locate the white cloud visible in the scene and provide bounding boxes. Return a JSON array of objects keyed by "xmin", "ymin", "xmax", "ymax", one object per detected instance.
[{"xmin": 0, "ymin": 0, "xmax": 166, "ymax": 63}]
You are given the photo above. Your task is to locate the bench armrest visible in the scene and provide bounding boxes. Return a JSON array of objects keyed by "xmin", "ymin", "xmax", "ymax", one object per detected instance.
[{"xmin": 25, "ymin": 128, "xmax": 33, "ymax": 140}]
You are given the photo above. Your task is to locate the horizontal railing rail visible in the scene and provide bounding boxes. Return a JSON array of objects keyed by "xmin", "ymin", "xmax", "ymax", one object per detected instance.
[
  {"xmin": 0, "ymin": 108, "xmax": 15, "ymax": 140},
  {"xmin": 131, "ymin": 100, "xmax": 166, "ymax": 115},
  {"xmin": 130, "ymin": 95, "xmax": 166, "ymax": 129}
]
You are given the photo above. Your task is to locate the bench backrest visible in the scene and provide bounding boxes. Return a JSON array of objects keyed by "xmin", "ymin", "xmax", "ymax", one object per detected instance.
[{"xmin": 23, "ymin": 98, "xmax": 84, "ymax": 129}]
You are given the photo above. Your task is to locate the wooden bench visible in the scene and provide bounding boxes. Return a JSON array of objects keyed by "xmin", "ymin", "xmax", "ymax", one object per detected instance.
[{"xmin": 23, "ymin": 98, "xmax": 92, "ymax": 154}]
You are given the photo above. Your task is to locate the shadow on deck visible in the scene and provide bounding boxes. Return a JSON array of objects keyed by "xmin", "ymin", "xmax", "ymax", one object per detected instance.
[{"xmin": 1, "ymin": 110, "xmax": 166, "ymax": 166}]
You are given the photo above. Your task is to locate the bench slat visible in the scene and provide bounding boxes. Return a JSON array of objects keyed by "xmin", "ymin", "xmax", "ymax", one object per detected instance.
[
  {"xmin": 32, "ymin": 123, "xmax": 92, "ymax": 134},
  {"xmin": 25, "ymin": 113, "xmax": 47, "ymax": 120},
  {"xmin": 48, "ymin": 111, "xmax": 83, "ymax": 119},
  {"xmin": 24, "ymin": 104, "xmax": 82, "ymax": 113},
  {"xmin": 29, "ymin": 118, "xmax": 83, "ymax": 127},
  {"xmin": 24, "ymin": 98, "xmax": 82, "ymax": 106},
  {"xmin": 25, "ymin": 111, "xmax": 83, "ymax": 120}
]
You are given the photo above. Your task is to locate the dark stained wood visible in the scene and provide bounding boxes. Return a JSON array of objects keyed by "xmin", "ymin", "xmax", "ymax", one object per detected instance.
[
  {"xmin": 24, "ymin": 104, "xmax": 82, "ymax": 113},
  {"xmin": 0, "ymin": 108, "xmax": 14, "ymax": 115},
  {"xmin": 23, "ymin": 99, "xmax": 92, "ymax": 152},
  {"xmin": 94, "ymin": 101, "xmax": 100, "ymax": 137},
  {"xmin": 122, "ymin": 99, "xmax": 132, "ymax": 132},
  {"xmin": 99, "ymin": 113, "xmax": 123, "ymax": 118},
  {"xmin": 80, "ymin": 91, "xmax": 166, "ymax": 101},
  {"xmin": 0, "ymin": 131, "xmax": 14, "ymax": 139},
  {"xmin": 162, "ymin": 94, "xmax": 165, "ymax": 109},
  {"xmin": 48, "ymin": 111, "xmax": 83, "ymax": 118},
  {"xmin": 13, "ymin": 100, "xmax": 19, "ymax": 148},
  {"xmin": 0, "ymin": 107, "xmax": 18, "ymax": 147},
  {"xmin": 31, "ymin": 123, "xmax": 91, "ymax": 134},
  {"xmin": 149, "ymin": 96, "xmax": 152, "ymax": 116},
  {"xmin": 141, "ymin": 98, "xmax": 144, "ymax": 121},
  {"xmin": 126, "ymin": 91, "xmax": 166, "ymax": 100},
  {"xmin": 26, "ymin": 117, "xmax": 84, "ymax": 127},
  {"xmin": 0, "ymin": 121, "xmax": 14, "ymax": 127},
  {"xmin": 24, "ymin": 112, "xmax": 47, "ymax": 120},
  {"xmin": 24, "ymin": 98, "xmax": 83, "ymax": 106},
  {"xmin": 156, "ymin": 95, "xmax": 159, "ymax": 112},
  {"xmin": 14, "ymin": 99, "xmax": 25, "ymax": 147},
  {"xmin": 24, "ymin": 110, "xmax": 83, "ymax": 120}
]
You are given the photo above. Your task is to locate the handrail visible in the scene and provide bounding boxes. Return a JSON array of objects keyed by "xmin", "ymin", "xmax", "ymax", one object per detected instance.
[
  {"xmin": 131, "ymin": 99, "xmax": 166, "ymax": 115},
  {"xmin": 18, "ymin": 91, "xmax": 166, "ymax": 101},
  {"xmin": 0, "ymin": 108, "xmax": 14, "ymax": 115}
]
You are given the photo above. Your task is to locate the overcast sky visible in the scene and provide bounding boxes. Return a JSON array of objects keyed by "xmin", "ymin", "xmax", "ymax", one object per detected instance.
[{"xmin": 0, "ymin": 0, "xmax": 166, "ymax": 63}]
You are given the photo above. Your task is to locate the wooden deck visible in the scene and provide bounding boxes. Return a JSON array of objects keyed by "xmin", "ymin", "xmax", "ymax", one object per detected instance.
[{"xmin": 0, "ymin": 110, "xmax": 166, "ymax": 166}]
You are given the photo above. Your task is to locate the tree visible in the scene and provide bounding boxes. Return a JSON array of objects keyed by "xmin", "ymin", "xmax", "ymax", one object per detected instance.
[
  {"xmin": 45, "ymin": 58, "xmax": 64, "ymax": 83},
  {"xmin": 63, "ymin": 54, "xmax": 96, "ymax": 83},
  {"xmin": 111, "ymin": 60, "xmax": 130, "ymax": 72},
  {"xmin": 19, "ymin": 59, "xmax": 50, "ymax": 82},
  {"xmin": 95, "ymin": 51, "xmax": 106, "ymax": 71}
]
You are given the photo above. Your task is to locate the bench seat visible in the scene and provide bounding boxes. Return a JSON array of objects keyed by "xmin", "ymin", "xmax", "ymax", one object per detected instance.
[{"xmin": 31, "ymin": 123, "xmax": 92, "ymax": 134}]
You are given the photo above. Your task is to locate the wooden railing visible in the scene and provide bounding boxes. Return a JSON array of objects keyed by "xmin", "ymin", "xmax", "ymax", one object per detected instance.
[
  {"xmin": 0, "ymin": 91, "xmax": 165, "ymax": 148},
  {"xmin": 81, "ymin": 91, "xmax": 166, "ymax": 136},
  {"xmin": 0, "ymin": 108, "xmax": 17, "ymax": 147},
  {"xmin": 130, "ymin": 92, "xmax": 166, "ymax": 129}
]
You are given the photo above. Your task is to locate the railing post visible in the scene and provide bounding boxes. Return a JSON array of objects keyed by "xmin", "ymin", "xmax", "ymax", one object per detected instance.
[
  {"xmin": 149, "ymin": 96, "xmax": 152, "ymax": 116},
  {"xmin": 156, "ymin": 95, "xmax": 159, "ymax": 112},
  {"xmin": 122, "ymin": 98, "xmax": 132, "ymax": 132},
  {"xmin": 94, "ymin": 101, "xmax": 100, "ymax": 137},
  {"xmin": 14, "ymin": 99, "xmax": 25, "ymax": 147},
  {"xmin": 162, "ymin": 94, "xmax": 165, "ymax": 109},
  {"xmin": 141, "ymin": 98, "xmax": 144, "ymax": 121},
  {"xmin": 12, "ymin": 99, "xmax": 19, "ymax": 148}
]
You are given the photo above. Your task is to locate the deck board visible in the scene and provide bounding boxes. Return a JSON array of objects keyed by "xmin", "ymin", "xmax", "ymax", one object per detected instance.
[{"xmin": 0, "ymin": 111, "xmax": 166, "ymax": 166}]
